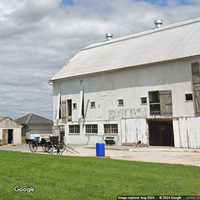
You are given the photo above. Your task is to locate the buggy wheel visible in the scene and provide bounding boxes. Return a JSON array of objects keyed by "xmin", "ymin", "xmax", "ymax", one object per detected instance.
[
  {"xmin": 44, "ymin": 145, "xmax": 50, "ymax": 153},
  {"xmin": 57, "ymin": 144, "xmax": 66, "ymax": 155},
  {"xmin": 29, "ymin": 142, "xmax": 38, "ymax": 152},
  {"xmin": 41, "ymin": 144, "xmax": 46, "ymax": 152},
  {"xmin": 42, "ymin": 144, "xmax": 50, "ymax": 152},
  {"xmin": 48, "ymin": 144, "xmax": 55, "ymax": 154}
]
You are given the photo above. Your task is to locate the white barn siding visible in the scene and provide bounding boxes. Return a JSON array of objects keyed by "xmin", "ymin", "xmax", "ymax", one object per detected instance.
[
  {"xmin": 173, "ymin": 117, "xmax": 200, "ymax": 148},
  {"xmin": 52, "ymin": 57, "xmax": 200, "ymax": 147},
  {"xmin": 53, "ymin": 58, "xmax": 196, "ymax": 122},
  {"xmin": 64, "ymin": 121, "xmax": 116, "ymax": 145},
  {"xmin": 121, "ymin": 118, "xmax": 148, "ymax": 145}
]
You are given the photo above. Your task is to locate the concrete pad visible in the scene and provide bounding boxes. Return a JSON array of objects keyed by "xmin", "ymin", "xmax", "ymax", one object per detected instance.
[
  {"xmin": 62, "ymin": 145, "xmax": 200, "ymax": 167},
  {"xmin": 0, "ymin": 144, "xmax": 200, "ymax": 167}
]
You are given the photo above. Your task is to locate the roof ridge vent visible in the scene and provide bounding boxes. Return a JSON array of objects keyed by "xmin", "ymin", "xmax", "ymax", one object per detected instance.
[
  {"xmin": 105, "ymin": 33, "xmax": 113, "ymax": 41},
  {"xmin": 154, "ymin": 19, "xmax": 163, "ymax": 28}
]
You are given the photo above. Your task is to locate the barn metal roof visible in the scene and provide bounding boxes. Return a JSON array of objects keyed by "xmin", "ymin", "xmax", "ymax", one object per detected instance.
[
  {"xmin": 51, "ymin": 17, "xmax": 200, "ymax": 81},
  {"xmin": 16, "ymin": 113, "xmax": 53, "ymax": 125}
]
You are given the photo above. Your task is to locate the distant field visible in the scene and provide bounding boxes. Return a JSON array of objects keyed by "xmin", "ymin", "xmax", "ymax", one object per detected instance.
[{"xmin": 0, "ymin": 151, "xmax": 199, "ymax": 200}]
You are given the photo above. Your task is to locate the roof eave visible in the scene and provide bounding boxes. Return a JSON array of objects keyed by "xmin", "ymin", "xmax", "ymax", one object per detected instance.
[{"xmin": 51, "ymin": 54, "xmax": 200, "ymax": 82}]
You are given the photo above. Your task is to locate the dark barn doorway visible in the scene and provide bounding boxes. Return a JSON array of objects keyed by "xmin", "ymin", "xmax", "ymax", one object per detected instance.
[
  {"xmin": 148, "ymin": 119, "xmax": 174, "ymax": 147},
  {"xmin": 8, "ymin": 129, "xmax": 13, "ymax": 144}
]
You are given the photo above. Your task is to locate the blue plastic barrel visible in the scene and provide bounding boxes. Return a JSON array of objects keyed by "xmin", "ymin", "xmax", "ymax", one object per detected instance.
[{"xmin": 96, "ymin": 143, "xmax": 105, "ymax": 157}]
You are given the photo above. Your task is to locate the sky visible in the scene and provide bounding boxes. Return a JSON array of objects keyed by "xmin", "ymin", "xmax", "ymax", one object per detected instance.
[{"xmin": 0, "ymin": 0, "xmax": 200, "ymax": 120}]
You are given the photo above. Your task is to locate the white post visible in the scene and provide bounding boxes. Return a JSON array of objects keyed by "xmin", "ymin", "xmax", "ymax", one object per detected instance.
[{"xmin": 79, "ymin": 89, "xmax": 84, "ymax": 120}]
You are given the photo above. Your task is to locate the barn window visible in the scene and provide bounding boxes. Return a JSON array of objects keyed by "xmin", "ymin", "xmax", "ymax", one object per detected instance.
[
  {"xmin": 149, "ymin": 91, "xmax": 160, "ymax": 115},
  {"xmin": 73, "ymin": 103, "xmax": 77, "ymax": 110},
  {"xmin": 85, "ymin": 124, "xmax": 98, "ymax": 134},
  {"xmin": 149, "ymin": 90, "xmax": 172, "ymax": 116},
  {"xmin": 104, "ymin": 124, "xmax": 118, "ymax": 134},
  {"xmin": 185, "ymin": 93, "xmax": 193, "ymax": 101},
  {"xmin": 141, "ymin": 97, "xmax": 147, "ymax": 105},
  {"xmin": 69, "ymin": 125, "xmax": 80, "ymax": 134},
  {"xmin": 118, "ymin": 99, "xmax": 124, "ymax": 107},
  {"xmin": 192, "ymin": 62, "xmax": 200, "ymax": 74},
  {"xmin": 90, "ymin": 101, "xmax": 96, "ymax": 109}
]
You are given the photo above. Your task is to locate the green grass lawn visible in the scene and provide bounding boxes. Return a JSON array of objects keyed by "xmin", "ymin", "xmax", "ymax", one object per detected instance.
[{"xmin": 0, "ymin": 151, "xmax": 199, "ymax": 200}]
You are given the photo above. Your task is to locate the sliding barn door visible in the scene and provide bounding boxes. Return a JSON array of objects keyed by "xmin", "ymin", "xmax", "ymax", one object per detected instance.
[{"xmin": 192, "ymin": 62, "xmax": 200, "ymax": 116}]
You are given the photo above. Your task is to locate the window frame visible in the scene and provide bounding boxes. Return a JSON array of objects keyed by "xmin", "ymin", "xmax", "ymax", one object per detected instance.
[
  {"xmin": 149, "ymin": 90, "xmax": 172, "ymax": 116},
  {"xmin": 192, "ymin": 62, "xmax": 200, "ymax": 74},
  {"xmin": 69, "ymin": 125, "xmax": 80, "ymax": 135},
  {"xmin": 149, "ymin": 91, "xmax": 161, "ymax": 115},
  {"xmin": 118, "ymin": 99, "xmax": 124, "ymax": 107},
  {"xmin": 141, "ymin": 97, "xmax": 147, "ymax": 105},
  {"xmin": 185, "ymin": 93, "xmax": 193, "ymax": 101},
  {"xmin": 104, "ymin": 124, "xmax": 118, "ymax": 134},
  {"xmin": 90, "ymin": 101, "xmax": 96, "ymax": 109},
  {"xmin": 85, "ymin": 124, "xmax": 98, "ymax": 135},
  {"xmin": 73, "ymin": 103, "xmax": 77, "ymax": 110}
]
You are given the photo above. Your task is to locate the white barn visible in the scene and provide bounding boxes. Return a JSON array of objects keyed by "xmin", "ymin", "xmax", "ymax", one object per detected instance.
[{"xmin": 51, "ymin": 17, "xmax": 200, "ymax": 148}]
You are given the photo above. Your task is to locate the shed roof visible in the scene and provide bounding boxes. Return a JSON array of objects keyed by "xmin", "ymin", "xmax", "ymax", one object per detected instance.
[
  {"xmin": 52, "ymin": 17, "xmax": 200, "ymax": 81},
  {"xmin": 0, "ymin": 116, "xmax": 15, "ymax": 122},
  {"xmin": 16, "ymin": 113, "xmax": 53, "ymax": 125},
  {"xmin": 0, "ymin": 117, "xmax": 5, "ymax": 121},
  {"xmin": 0, "ymin": 117, "xmax": 22, "ymax": 128}
]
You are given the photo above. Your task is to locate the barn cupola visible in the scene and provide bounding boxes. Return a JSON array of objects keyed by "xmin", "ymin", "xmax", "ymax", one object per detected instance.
[
  {"xmin": 154, "ymin": 19, "xmax": 163, "ymax": 28},
  {"xmin": 105, "ymin": 33, "xmax": 113, "ymax": 41}
]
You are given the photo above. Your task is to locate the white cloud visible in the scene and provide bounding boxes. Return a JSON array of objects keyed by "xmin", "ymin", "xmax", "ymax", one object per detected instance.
[{"xmin": 0, "ymin": 0, "xmax": 200, "ymax": 119}]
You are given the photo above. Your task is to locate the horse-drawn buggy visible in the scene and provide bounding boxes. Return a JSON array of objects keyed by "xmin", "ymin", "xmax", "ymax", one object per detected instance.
[{"xmin": 26, "ymin": 134, "xmax": 78, "ymax": 155}]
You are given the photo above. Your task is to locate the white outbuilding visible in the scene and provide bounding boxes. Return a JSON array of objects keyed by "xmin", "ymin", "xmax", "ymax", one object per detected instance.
[
  {"xmin": 0, "ymin": 117, "xmax": 22, "ymax": 145},
  {"xmin": 51, "ymin": 17, "xmax": 200, "ymax": 148}
]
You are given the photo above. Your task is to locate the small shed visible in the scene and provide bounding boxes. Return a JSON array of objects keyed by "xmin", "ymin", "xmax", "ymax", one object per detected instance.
[
  {"xmin": 16, "ymin": 113, "xmax": 53, "ymax": 140},
  {"xmin": 0, "ymin": 117, "xmax": 22, "ymax": 145}
]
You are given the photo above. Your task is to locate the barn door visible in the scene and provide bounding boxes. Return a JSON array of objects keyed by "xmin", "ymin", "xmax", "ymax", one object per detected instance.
[
  {"xmin": 61, "ymin": 101, "xmax": 67, "ymax": 123},
  {"xmin": 67, "ymin": 99, "xmax": 72, "ymax": 121},
  {"xmin": 160, "ymin": 91, "xmax": 172, "ymax": 116},
  {"xmin": 192, "ymin": 62, "xmax": 200, "ymax": 115},
  {"xmin": 2, "ymin": 129, "xmax": 8, "ymax": 145},
  {"xmin": 8, "ymin": 129, "xmax": 13, "ymax": 144},
  {"xmin": 149, "ymin": 91, "xmax": 172, "ymax": 116},
  {"xmin": 61, "ymin": 99, "xmax": 72, "ymax": 122},
  {"xmin": 193, "ymin": 87, "xmax": 200, "ymax": 115},
  {"xmin": 121, "ymin": 119, "xmax": 147, "ymax": 145},
  {"xmin": 148, "ymin": 119, "xmax": 174, "ymax": 147}
]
